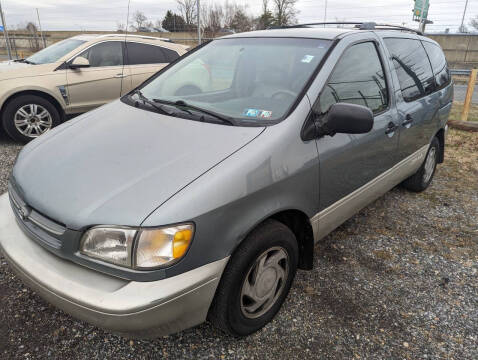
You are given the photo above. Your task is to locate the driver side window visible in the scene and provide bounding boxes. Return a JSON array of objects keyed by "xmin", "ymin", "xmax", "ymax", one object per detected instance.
[
  {"xmin": 317, "ymin": 42, "xmax": 388, "ymax": 115},
  {"xmin": 75, "ymin": 41, "xmax": 123, "ymax": 67}
]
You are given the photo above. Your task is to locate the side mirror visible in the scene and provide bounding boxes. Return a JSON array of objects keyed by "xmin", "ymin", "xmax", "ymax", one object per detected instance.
[
  {"xmin": 320, "ymin": 103, "xmax": 373, "ymax": 136},
  {"xmin": 69, "ymin": 56, "xmax": 90, "ymax": 69}
]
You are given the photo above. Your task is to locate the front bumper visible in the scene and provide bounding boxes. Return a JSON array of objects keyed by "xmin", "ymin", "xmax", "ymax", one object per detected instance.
[{"xmin": 0, "ymin": 194, "xmax": 228, "ymax": 338}]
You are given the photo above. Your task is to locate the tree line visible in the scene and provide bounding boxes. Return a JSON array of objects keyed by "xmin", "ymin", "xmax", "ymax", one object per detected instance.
[{"xmin": 121, "ymin": 0, "xmax": 299, "ymax": 34}]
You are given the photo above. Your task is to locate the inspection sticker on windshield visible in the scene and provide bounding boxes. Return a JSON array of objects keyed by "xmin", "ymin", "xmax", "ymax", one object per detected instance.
[
  {"xmin": 243, "ymin": 109, "xmax": 272, "ymax": 118},
  {"xmin": 301, "ymin": 55, "xmax": 315, "ymax": 63}
]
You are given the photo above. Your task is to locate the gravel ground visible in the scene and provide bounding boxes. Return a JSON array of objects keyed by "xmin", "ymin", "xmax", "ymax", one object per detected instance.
[{"xmin": 0, "ymin": 129, "xmax": 477, "ymax": 359}]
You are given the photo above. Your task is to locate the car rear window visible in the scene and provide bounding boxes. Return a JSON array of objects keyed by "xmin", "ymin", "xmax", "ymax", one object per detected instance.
[
  {"xmin": 384, "ymin": 38, "xmax": 435, "ymax": 102},
  {"xmin": 422, "ymin": 41, "xmax": 451, "ymax": 89},
  {"xmin": 125, "ymin": 42, "xmax": 178, "ymax": 65}
]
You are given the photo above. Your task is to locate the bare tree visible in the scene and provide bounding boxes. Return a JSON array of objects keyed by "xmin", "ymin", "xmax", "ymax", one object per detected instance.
[
  {"xmin": 202, "ymin": 3, "xmax": 223, "ymax": 34},
  {"xmin": 459, "ymin": 24, "xmax": 469, "ymax": 33},
  {"xmin": 132, "ymin": 10, "xmax": 148, "ymax": 30},
  {"xmin": 230, "ymin": 8, "xmax": 252, "ymax": 32},
  {"xmin": 223, "ymin": 1, "xmax": 236, "ymax": 29},
  {"xmin": 223, "ymin": 1, "xmax": 252, "ymax": 31},
  {"xmin": 256, "ymin": 0, "xmax": 275, "ymax": 30},
  {"xmin": 272, "ymin": 0, "xmax": 298, "ymax": 27},
  {"xmin": 18, "ymin": 22, "xmax": 40, "ymax": 51},
  {"xmin": 176, "ymin": 0, "xmax": 196, "ymax": 26},
  {"xmin": 469, "ymin": 16, "xmax": 478, "ymax": 32},
  {"xmin": 116, "ymin": 22, "xmax": 126, "ymax": 33}
]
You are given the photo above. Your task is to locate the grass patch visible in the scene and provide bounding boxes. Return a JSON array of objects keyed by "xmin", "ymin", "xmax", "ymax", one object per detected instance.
[{"xmin": 449, "ymin": 102, "xmax": 478, "ymax": 122}]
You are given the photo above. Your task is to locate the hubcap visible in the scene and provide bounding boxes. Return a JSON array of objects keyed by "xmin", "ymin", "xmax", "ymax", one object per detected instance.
[
  {"xmin": 14, "ymin": 104, "xmax": 52, "ymax": 138},
  {"xmin": 240, "ymin": 246, "xmax": 289, "ymax": 319},
  {"xmin": 423, "ymin": 146, "xmax": 436, "ymax": 183}
]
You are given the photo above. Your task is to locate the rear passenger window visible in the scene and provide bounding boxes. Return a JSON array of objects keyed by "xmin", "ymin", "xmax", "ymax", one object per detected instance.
[
  {"xmin": 422, "ymin": 41, "xmax": 450, "ymax": 89},
  {"xmin": 125, "ymin": 42, "xmax": 177, "ymax": 65},
  {"xmin": 161, "ymin": 47, "xmax": 180, "ymax": 62},
  {"xmin": 318, "ymin": 42, "xmax": 388, "ymax": 115},
  {"xmin": 384, "ymin": 38, "xmax": 435, "ymax": 102}
]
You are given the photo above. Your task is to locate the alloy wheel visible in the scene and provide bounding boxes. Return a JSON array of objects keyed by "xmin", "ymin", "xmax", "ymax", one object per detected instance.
[{"xmin": 14, "ymin": 104, "xmax": 53, "ymax": 138}]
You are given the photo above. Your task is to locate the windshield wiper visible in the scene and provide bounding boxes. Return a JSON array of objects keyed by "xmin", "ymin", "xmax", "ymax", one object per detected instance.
[
  {"xmin": 153, "ymin": 98, "xmax": 236, "ymax": 126},
  {"xmin": 131, "ymin": 90, "xmax": 176, "ymax": 116},
  {"xmin": 14, "ymin": 58, "xmax": 36, "ymax": 65}
]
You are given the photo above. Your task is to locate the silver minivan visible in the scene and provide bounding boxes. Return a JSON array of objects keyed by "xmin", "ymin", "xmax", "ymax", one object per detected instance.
[{"xmin": 0, "ymin": 23, "xmax": 452, "ymax": 338}]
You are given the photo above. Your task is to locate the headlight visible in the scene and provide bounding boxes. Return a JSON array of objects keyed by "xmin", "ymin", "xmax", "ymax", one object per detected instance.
[
  {"xmin": 135, "ymin": 225, "xmax": 194, "ymax": 269},
  {"xmin": 80, "ymin": 227, "xmax": 136, "ymax": 267},
  {"xmin": 80, "ymin": 224, "xmax": 194, "ymax": 269}
]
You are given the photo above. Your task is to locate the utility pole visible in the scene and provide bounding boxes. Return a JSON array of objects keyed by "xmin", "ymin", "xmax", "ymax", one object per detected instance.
[
  {"xmin": 0, "ymin": 0, "xmax": 12, "ymax": 60},
  {"xmin": 197, "ymin": 0, "xmax": 201, "ymax": 45},
  {"xmin": 324, "ymin": 0, "xmax": 327, "ymax": 27},
  {"xmin": 36, "ymin": 8, "xmax": 47, "ymax": 48},
  {"xmin": 460, "ymin": 0, "xmax": 469, "ymax": 33}
]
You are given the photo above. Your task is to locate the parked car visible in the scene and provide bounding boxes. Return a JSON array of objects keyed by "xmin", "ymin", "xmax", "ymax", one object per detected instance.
[
  {"xmin": 0, "ymin": 34, "xmax": 187, "ymax": 142},
  {"xmin": 0, "ymin": 24, "xmax": 452, "ymax": 338},
  {"xmin": 153, "ymin": 27, "xmax": 170, "ymax": 33}
]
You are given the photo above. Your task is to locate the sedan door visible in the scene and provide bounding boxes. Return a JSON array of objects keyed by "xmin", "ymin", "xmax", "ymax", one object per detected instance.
[{"xmin": 66, "ymin": 41, "xmax": 125, "ymax": 113}]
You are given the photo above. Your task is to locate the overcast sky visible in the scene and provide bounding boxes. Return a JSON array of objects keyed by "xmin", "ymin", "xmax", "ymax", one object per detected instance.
[{"xmin": 1, "ymin": 0, "xmax": 476, "ymax": 33}]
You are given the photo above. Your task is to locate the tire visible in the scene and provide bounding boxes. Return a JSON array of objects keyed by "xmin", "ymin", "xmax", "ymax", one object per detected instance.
[
  {"xmin": 402, "ymin": 137, "xmax": 440, "ymax": 192},
  {"xmin": 208, "ymin": 219, "xmax": 299, "ymax": 337},
  {"xmin": 2, "ymin": 95, "xmax": 61, "ymax": 143}
]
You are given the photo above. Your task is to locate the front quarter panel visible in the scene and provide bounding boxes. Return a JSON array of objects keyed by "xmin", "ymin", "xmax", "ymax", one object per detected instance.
[
  {"xmin": 142, "ymin": 97, "xmax": 319, "ymax": 279},
  {"xmin": 0, "ymin": 73, "xmax": 68, "ymax": 111}
]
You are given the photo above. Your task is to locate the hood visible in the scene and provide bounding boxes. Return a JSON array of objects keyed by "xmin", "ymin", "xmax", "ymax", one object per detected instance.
[
  {"xmin": 0, "ymin": 61, "xmax": 58, "ymax": 80},
  {"xmin": 12, "ymin": 100, "xmax": 265, "ymax": 230}
]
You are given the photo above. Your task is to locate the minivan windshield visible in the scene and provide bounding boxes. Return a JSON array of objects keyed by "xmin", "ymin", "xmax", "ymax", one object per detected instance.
[
  {"xmin": 139, "ymin": 37, "xmax": 332, "ymax": 124},
  {"xmin": 26, "ymin": 39, "xmax": 86, "ymax": 65}
]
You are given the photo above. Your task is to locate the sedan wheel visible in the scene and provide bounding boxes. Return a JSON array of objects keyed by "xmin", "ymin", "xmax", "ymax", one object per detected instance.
[
  {"xmin": 14, "ymin": 104, "xmax": 53, "ymax": 138},
  {"xmin": 2, "ymin": 95, "xmax": 61, "ymax": 143}
]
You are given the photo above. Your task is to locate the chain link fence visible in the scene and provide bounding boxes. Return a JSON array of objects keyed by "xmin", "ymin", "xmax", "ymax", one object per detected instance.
[{"xmin": 0, "ymin": 31, "xmax": 215, "ymax": 59}]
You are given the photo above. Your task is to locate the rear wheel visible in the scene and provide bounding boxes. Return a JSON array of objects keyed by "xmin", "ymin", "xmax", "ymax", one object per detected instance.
[
  {"xmin": 2, "ymin": 95, "xmax": 61, "ymax": 143},
  {"xmin": 208, "ymin": 219, "xmax": 298, "ymax": 336},
  {"xmin": 402, "ymin": 137, "xmax": 440, "ymax": 192}
]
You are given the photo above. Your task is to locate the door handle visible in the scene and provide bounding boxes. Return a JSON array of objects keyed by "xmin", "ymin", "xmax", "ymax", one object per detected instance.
[
  {"xmin": 114, "ymin": 73, "xmax": 126, "ymax": 78},
  {"xmin": 385, "ymin": 122, "xmax": 398, "ymax": 135},
  {"xmin": 402, "ymin": 114, "xmax": 413, "ymax": 127}
]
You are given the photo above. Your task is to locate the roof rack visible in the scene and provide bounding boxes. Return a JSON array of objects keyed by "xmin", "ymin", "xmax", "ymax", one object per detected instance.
[
  {"xmin": 280, "ymin": 22, "xmax": 423, "ymax": 35},
  {"xmin": 96, "ymin": 34, "xmax": 172, "ymax": 42}
]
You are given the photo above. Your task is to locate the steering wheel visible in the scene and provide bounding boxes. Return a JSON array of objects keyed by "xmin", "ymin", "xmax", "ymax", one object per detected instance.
[{"xmin": 271, "ymin": 89, "xmax": 297, "ymax": 101}]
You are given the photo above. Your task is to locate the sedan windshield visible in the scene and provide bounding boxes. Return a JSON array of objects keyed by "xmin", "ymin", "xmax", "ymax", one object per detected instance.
[
  {"xmin": 26, "ymin": 39, "xmax": 86, "ymax": 65},
  {"xmin": 140, "ymin": 37, "xmax": 332, "ymax": 124}
]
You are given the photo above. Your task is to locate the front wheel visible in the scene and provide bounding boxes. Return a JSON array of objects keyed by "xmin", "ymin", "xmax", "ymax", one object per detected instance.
[
  {"xmin": 208, "ymin": 219, "xmax": 298, "ymax": 336},
  {"xmin": 402, "ymin": 137, "xmax": 440, "ymax": 192},
  {"xmin": 2, "ymin": 95, "xmax": 61, "ymax": 143}
]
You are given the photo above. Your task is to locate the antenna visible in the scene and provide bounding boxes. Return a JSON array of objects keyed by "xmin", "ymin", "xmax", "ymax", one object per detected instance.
[{"xmin": 121, "ymin": 0, "xmax": 132, "ymax": 94}]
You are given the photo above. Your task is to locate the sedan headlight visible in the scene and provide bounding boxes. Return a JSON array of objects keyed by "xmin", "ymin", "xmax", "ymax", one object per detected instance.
[{"xmin": 80, "ymin": 224, "xmax": 194, "ymax": 269}]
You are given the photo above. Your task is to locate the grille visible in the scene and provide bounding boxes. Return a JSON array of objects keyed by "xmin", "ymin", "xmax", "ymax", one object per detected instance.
[{"xmin": 8, "ymin": 182, "xmax": 66, "ymax": 249}]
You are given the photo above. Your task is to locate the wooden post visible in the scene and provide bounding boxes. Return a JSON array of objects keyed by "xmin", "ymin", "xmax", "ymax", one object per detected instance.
[{"xmin": 461, "ymin": 68, "xmax": 478, "ymax": 122}]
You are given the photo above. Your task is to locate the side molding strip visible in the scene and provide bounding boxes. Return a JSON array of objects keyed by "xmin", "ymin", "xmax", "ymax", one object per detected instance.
[{"xmin": 311, "ymin": 145, "xmax": 428, "ymax": 242}]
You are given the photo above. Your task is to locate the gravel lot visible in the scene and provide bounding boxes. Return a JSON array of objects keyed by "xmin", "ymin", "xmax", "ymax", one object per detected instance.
[{"xmin": 0, "ymin": 129, "xmax": 477, "ymax": 359}]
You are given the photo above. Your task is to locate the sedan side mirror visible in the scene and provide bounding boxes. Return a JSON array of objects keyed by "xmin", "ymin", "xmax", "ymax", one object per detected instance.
[
  {"xmin": 319, "ymin": 103, "xmax": 374, "ymax": 136},
  {"xmin": 69, "ymin": 56, "xmax": 90, "ymax": 69}
]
